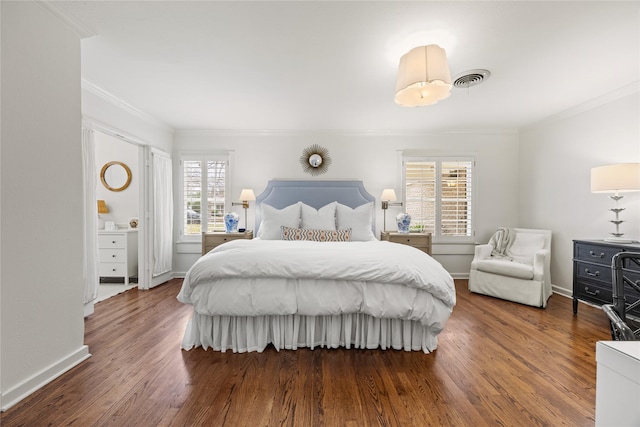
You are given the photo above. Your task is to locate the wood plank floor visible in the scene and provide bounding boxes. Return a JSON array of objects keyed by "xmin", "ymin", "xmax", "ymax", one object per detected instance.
[{"xmin": 1, "ymin": 279, "xmax": 611, "ymax": 426}]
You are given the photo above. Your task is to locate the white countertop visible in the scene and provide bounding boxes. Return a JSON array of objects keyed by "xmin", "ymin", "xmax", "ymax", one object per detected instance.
[{"xmin": 99, "ymin": 228, "xmax": 138, "ymax": 233}]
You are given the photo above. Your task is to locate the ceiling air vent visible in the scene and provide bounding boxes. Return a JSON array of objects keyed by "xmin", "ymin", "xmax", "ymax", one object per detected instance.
[{"xmin": 453, "ymin": 69, "xmax": 491, "ymax": 89}]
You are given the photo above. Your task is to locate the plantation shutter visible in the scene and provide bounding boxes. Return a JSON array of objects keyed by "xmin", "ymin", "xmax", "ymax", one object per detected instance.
[
  {"xmin": 441, "ymin": 159, "xmax": 473, "ymax": 237},
  {"xmin": 182, "ymin": 158, "xmax": 228, "ymax": 235},
  {"xmin": 206, "ymin": 160, "xmax": 226, "ymax": 232},
  {"xmin": 404, "ymin": 157, "xmax": 474, "ymax": 238},
  {"xmin": 183, "ymin": 160, "xmax": 202, "ymax": 236},
  {"xmin": 405, "ymin": 160, "xmax": 436, "ymax": 234}
]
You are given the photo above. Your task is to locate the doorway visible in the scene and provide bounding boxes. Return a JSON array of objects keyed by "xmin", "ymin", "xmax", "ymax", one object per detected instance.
[{"xmin": 94, "ymin": 131, "xmax": 141, "ymax": 299}]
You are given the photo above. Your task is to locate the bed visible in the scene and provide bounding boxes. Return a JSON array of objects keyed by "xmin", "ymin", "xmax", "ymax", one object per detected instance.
[{"xmin": 178, "ymin": 180, "xmax": 456, "ymax": 353}]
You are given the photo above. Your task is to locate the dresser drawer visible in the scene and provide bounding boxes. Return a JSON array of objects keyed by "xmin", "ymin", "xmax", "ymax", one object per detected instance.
[
  {"xmin": 575, "ymin": 261, "xmax": 612, "ymax": 286},
  {"xmin": 98, "ymin": 234, "xmax": 126, "ymax": 249},
  {"xmin": 202, "ymin": 231, "xmax": 254, "ymax": 255},
  {"xmin": 574, "ymin": 280, "xmax": 614, "ymax": 307},
  {"xmin": 574, "ymin": 243, "xmax": 621, "ymax": 265},
  {"xmin": 387, "ymin": 234, "xmax": 429, "ymax": 247},
  {"xmin": 380, "ymin": 232, "xmax": 432, "ymax": 255},
  {"xmin": 205, "ymin": 235, "xmax": 236, "ymax": 245},
  {"xmin": 100, "ymin": 263, "xmax": 127, "ymax": 277},
  {"xmin": 622, "ymin": 255, "xmax": 640, "ymax": 272},
  {"xmin": 99, "ymin": 249, "xmax": 126, "ymax": 263}
]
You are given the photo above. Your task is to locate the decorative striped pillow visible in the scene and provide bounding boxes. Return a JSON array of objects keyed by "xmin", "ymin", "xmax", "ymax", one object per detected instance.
[{"xmin": 281, "ymin": 226, "xmax": 351, "ymax": 242}]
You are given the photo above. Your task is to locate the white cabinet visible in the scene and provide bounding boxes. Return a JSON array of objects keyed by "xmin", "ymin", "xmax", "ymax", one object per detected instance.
[
  {"xmin": 98, "ymin": 229, "xmax": 138, "ymax": 285},
  {"xmin": 596, "ymin": 341, "xmax": 640, "ymax": 426}
]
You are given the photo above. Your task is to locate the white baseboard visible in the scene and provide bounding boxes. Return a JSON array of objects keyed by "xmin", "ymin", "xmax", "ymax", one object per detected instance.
[
  {"xmin": 552, "ymin": 285, "xmax": 572, "ymax": 299},
  {"xmin": 1, "ymin": 346, "xmax": 91, "ymax": 412},
  {"xmin": 84, "ymin": 301, "xmax": 95, "ymax": 317},
  {"xmin": 151, "ymin": 271, "xmax": 172, "ymax": 289}
]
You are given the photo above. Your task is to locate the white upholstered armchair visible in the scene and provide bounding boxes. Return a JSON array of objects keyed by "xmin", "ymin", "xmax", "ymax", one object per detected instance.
[{"xmin": 469, "ymin": 228, "xmax": 552, "ymax": 308}]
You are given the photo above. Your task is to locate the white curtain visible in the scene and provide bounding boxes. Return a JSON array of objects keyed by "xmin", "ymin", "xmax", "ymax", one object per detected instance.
[
  {"xmin": 82, "ymin": 126, "xmax": 100, "ymax": 304},
  {"xmin": 152, "ymin": 152, "xmax": 173, "ymax": 277}
]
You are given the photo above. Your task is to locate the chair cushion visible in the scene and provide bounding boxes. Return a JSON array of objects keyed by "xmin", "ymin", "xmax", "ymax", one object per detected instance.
[
  {"xmin": 475, "ymin": 259, "xmax": 534, "ymax": 280},
  {"xmin": 505, "ymin": 233, "xmax": 545, "ymax": 264}
]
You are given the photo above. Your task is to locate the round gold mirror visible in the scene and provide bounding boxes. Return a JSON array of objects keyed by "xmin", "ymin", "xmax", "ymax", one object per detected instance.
[{"xmin": 100, "ymin": 161, "xmax": 132, "ymax": 192}]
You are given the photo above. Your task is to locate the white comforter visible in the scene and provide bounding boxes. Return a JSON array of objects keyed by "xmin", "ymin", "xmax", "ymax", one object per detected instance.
[{"xmin": 177, "ymin": 239, "xmax": 455, "ymax": 325}]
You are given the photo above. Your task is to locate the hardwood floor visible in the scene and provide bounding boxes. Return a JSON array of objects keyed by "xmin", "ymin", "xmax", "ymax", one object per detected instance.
[{"xmin": 1, "ymin": 279, "xmax": 610, "ymax": 426}]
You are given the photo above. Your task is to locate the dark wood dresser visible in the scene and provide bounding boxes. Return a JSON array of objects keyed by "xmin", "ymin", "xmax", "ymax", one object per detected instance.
[{"xmin": 573, "ymin": 239, "xmax": 640, "ymax": 315}]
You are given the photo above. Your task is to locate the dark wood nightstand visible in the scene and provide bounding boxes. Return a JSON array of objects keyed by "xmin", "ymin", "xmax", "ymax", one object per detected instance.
[
  {"xmin": 202, "ymin": 231, "xmax": 253, "ymax": 255},
  {"xmin": 380, "ymin": 231, "xmax": 432, "ymax": 255}
]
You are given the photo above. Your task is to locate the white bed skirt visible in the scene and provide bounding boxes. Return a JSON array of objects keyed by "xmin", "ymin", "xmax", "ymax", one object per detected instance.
[{"xmin": 182, "ymin": 311, "xmax": 439, "ymax": 353}]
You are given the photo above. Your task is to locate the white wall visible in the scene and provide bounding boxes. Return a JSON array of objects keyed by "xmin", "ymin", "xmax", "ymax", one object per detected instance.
[
  {"xmin": 0, "ymin": 1, "xmax": 89, "ymax": 410},
  {"xmin": 172, "ymin": 130, "xmax": 521, "ymax": 276},
  {"xmin": 95, "ymin": 132, "xmax": 139, "ymax": 229},
  {"xmin": 519, "ymin": 87, "xmax": 640, "ymax": 296}
]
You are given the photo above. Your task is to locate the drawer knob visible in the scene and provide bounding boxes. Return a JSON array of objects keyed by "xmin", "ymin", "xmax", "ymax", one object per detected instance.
[
  {"xmin": 112, "ymin": 255, "xmax": 116, "ymax": 258},
  {"xmin": 112, "ymin": 241, "xmax": 116, "ymax": 244},
  {"xmin": 585, "ymin": 268, "xmax": 600, "ymax": 278},
  {"xmin": 584, "ymin": 286, "xmax": 600, "ymax": 296},
  {"xmin": 112, "ymin": 268, "xmax": 116, "ymax": 272},
  {"xmin": 589, "ymin": 250, "xmax": 605, "ymax": 258}
]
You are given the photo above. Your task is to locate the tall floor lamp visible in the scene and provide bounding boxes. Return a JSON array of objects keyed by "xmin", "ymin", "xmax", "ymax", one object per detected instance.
[{"xmin": 591, "ymin": 163, "xmax": 640, "ymax": 243}]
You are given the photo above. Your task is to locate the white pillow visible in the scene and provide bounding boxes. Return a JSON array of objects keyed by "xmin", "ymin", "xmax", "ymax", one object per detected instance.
[
  {"xmin": 506, "ymin": 233, "xmax": 545, "ymax": 264},
  {"xmin": 258, "ymin": 202, "xmax": 301, "ymax": 240},
  {"xmin": 301, "ymin": 202, "xmax": 337, "ymax": 230},
  {"xmin": 335, "ymin": 202, "xmax": 376, "ymax": 241}
]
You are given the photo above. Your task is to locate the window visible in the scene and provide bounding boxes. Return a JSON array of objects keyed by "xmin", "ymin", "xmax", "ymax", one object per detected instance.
[
  {"xmin": 402, "ymin": 156, "xmax": 474, "ymax": 240},
  {"xmin": 180, "ymin": 154, "xmax": 229, "ymax": 238}
]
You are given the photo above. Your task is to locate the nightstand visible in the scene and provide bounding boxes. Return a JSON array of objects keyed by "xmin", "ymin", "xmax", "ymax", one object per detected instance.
[
  {"xmin": 99, "ymin": 229, "xmax": 138, "ymax": 285},
  {"xmin": 202, "ymin": 231, "xmax": 254, "ymax": 255},
  {"xmin": 380, "ymin": 231, "xmax": 432, "ymax": 255}
]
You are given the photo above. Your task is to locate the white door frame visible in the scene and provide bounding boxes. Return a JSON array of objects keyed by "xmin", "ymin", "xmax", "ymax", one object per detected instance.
[
  {"xmin": 85, "ymin": 118, "xmax": 151, "ymax": 290},
  {"xmin": 144, "ymin": 147, "xmax": 173, "ymax": 288}
]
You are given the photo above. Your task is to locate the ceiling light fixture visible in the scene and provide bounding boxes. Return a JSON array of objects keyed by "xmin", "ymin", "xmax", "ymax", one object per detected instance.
[{"xmin": 394, "ymin": 44, "xmax": 452, "ymax": 107}]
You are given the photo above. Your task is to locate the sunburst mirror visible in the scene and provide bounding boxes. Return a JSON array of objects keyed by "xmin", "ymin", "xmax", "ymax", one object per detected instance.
[{"xmin": 300, "ymin": 144, "xmax": 331, "ymax": 176}]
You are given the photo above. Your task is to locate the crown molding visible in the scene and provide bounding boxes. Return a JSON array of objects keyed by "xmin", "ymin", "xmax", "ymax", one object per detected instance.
[
  {"xmin": 82, "ymin": 79, "xmax": 174, "ymax": 134},
  {"xmin": 36, "ymin": 1, "xmax": 97, "ymax": 38},
  {"xmin": 526, "ymin": 81, "xmax": 640, "ymax": 129},
  {"xmin": 173, "ymin": 127, "xmax": 518, "ymax": 138}
]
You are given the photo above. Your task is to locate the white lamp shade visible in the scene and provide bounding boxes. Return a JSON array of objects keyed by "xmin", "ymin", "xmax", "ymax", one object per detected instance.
[
  {"xmin": 239, "ymin": 188, "xmax": 256, "ymax": 201},
  {"xmin": 591, "ymin": 163, "xmax": 640, "ymax": 193},
  {"xmin": 381, "ymin": 189, "xmax": 397, "ymax": 201},
  {"xmin": 394, "ymin": 44, "xmax": 452, "ymax": 107}
]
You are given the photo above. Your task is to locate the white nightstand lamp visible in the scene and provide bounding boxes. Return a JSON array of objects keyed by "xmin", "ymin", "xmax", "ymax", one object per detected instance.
[
  {"xmin": 232, "ymin": 188, "xmax": 256, "ymax": 231},
  {"xmin": 591, "ymin": 163, "xmax": 640, "ymax": 243},
  {"xmin": 381, "ymin": 189, "xmax": 403, "ymax": 231}
]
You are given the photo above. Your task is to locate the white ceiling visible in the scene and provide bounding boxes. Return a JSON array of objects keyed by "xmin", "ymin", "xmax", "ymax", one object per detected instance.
[{"xmin": 56, "ymin": 1, "xmax": 639, "ymax": 132}]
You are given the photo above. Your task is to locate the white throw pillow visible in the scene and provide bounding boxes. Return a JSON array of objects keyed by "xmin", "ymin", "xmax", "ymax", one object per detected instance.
[
  {"xmin": 506, "ymin": 233, "xmax": 545, "ymax": 264},
  {"xmin": 335, "ymin": 202, "xmax": 376, "ymax": 241},
  {"xmin": 300, "ymin": 202, "xmax": 337, "ymax": 230},
  {"xmin": 258, "ymin": 202, "xmax": 301, "ymax": 240}
]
